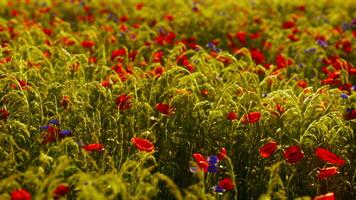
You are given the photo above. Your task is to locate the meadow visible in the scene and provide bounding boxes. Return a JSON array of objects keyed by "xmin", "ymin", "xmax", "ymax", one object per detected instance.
[{"xmin": 0, "ymin": 0, "xmax": 355, "ymax": 199}]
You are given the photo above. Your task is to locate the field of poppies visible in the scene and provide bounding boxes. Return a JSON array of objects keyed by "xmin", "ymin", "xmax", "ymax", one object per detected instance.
[{"xmin": 0, "ymin": 0, "xmax": 355, "ymax": 199}]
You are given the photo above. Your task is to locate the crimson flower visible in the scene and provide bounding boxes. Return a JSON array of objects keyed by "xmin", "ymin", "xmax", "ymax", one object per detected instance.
[
  {"xmin": 235, "ymin": 32, "xmax": 246, "ymax": 44},
  {"xmin": 241, "ymin": 112, "xmax": 261, "ymax": 124},
  {"xmin": 53, "ymin": 184, "xmax": 70, "ymax": 199},
  {"xmin": 315, "ymin": 147, "xmax": 345, "ymax": 166},
  {"xmin": 226, "ymin": 111, "xmax": 238, "ymax": 121},
  {"xmin": 217, "ymin": 147, "xmax": 227, "ymax": 160},
  {"xmin": 250, "ymin": 49, "xmax": 265, "ymax": 64},
  {"xmin": 131, "ymin": 137, "xmax": 155, "ymax": 152},
  {"xmin": 282, "ymin": 21, "xmax": 295, "ymax": 29},
  {"xmin": 193, "ymin": 153, "xmax": 208, "ymax": 172},
  {"xmin": 317, "ymin": 167, "xmax": 339, "ymax": 180},
  {"xmin": 259, "ymin": 141, "xmax": 278, "ymax": 158},
  {"xmin": 297, "ymin": 80, "xmax": 308, "ymax": 88},
  {"xmin": 153, "ymin": 51, "xmax": 164, "ymax": 63},
  {"xmin": 111, "ymin": 49, "xmax": 126, "ymax": 61},
  {"xmin": 275, "ymin": 54, "xmax": 293, "ymax": 69},
  {"xmin": 81, "ymin": 40, "xmax": 95, "ymax": 48},
  {"xmin": 249, "ymin": 33, "xmax": 261, "ymax": 39},
  {"xmin": 276, "ymin": 104, "xmax": 285, "ymax": 114},
  {"xmin": 284, "ymin": 145, "xmax": 304, "ymax": 164},
  {"xmin": 11, "ymin": 189, "xmax": 31, "ymax": 200},
  {"xmin": 42, "ymin": 125, "xmax": 59, "ymax": 144},
  {"xmin": 313, "ymin": 193, "xmax": 335, "ymax": 200},
  {"xmin": 219, "ymin": 178, "xmax": 235, "ymax": 191},
  {"xmin": 101, "ymin": 80, "xmax": 111, "ymax": 88},
  {"xmin": 200, "ymin": 89, "xmax": 209, "ymax": 96},
  {"xmin": 42, "ymin": 28, "xmax": 53, "ymax": 36},
  {"xmin": 116, "ymin": 94, "xmax": 132, "ymax": 111},
  {"xmin": 345, "ymin": 109, "xmax": 356, "ymax": 120},
  {"xmin": 0, "ymin": 108, "xmax": 10, "ymax": 120},
  {"xmin": 341, "ymin": 40, "xmax": 352, "ymax": 54},
  {"xmin": 82, "ymin": 143, "xmax": 104, "ymax": 152},
  {"xmin": 156, "ymin": 103, "xmax": 175, "ymax": 116}
]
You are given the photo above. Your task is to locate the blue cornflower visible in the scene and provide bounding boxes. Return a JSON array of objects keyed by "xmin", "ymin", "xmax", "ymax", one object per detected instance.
[
  {"xmin": 346, "ymin": 108, "xmax": 353, "ymax": 113},
  {"xmin": 212, "ymin": 186, "xmax": 225, "ymax": 193},
  {"xmin": 341, "ymin": 93, "xmax": 349, "ymax": 99},
  {"xmin": 40, "ymin": 125, "xmax": 49, "ymax": 131},
  {"xmin": 48, "ymin": 119, "xmax": 60, "ymax": 126},
  {"xmin": 207, "ymin": 165, "xmax": 218, "ymax": 173},
  {"xmin": 59, "ymin": 130, "xmax": 72, "ymax": 137},
  {"xmin": 208, "ymin": 155, "xmax": 218, "ymax": 165},
  {"xmin": 316, "ymin": 39, "xmax": 328, "ymax": 48},
  {"xmin": 351, "ymin": 85, "xmax": 356, "ymax": 91},
  {"xmin": 341, "ymin": 23, "xmax": 351, "ymax": 31},
  {"xmin": 304, "ymin": 48, "xmax": 317, "ymax": 54},
  {"xmin": 206, "ymin": 42, "xmax": 215, "ymax": 49},
  {"xmin": 352, "ymin": 19, "xmax": 356, "ymax": 27}
]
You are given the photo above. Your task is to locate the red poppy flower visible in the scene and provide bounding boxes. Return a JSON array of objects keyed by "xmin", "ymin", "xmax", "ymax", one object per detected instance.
[
  {"xmin": 0, "ymin": 109, "xmax": 10, "ymax": 120},
  {"xmin": 11, "ymin": 189, "xmax": 31, "ymax": 200},
  {"xmin": 338, "ymin": 83, "xmax": 352, "ymax": 91},
  {"xmin": 341, "ymin": 40, "xmax": 352, "ymax": 54},
  {"xmin": 313, "ymin": 192, "xmax": 335, "ymax": 200},
  {"xmin": 116, "ymin": 94, "xmax": 132, "ymax": 111},
  {"xmin": 88, "ymin": 57, "xmax": 97, "ymax": 64},
  {"xmin": 282, "ymin": 21, "xmax": 295, "ymax": 29},
  {"xmin": 236, "ymin": 32, "xmax": 246, "ymax": 44},
  {"xmin": 297, "ymin": 80, "xmax": 308, "ymax": 88},
  {"xmin": 250, "ymin": 49, "xmax": 265, "ymax": 64},
  {"xmin": 317, "ymin": 167, "xmax": 339, "ymax": 180},
  {"xmin": 276, "ymin": 104, "xmax": 285, "ymax": 114},
  {"xmin": 315, "ymin": 147, "xmax": 345, "ymax": 166},
  {"xmin": 164, "ymin": 14, "xmax": 174, "ymax": 21},
  {"xmin": 218, "ymin": 147, "xmax": 227, "ymax": 160},
  {"xmin": 259, "ymin": 141, "xmax": 278, "ymax": 158},
  {"xmin": 200, "ymin": 89, "xmax": 209, "ymax": 96},
  {"xmin": 82, "ymin": 143, "xmax": 104, "ymax": 152},
  {"xmin": 249, "ymin": 33, "xmax": 261, "ymax": 39},
  {"xmin": 81, "ymin": 40, "xmax": 95, "ymax": 48},
  {"xmin": 275, "ymin": 54, "xmax": 293, "ymax": 69},
  {"xmin": 42, "ymin": 125, "xmax": 59, "ymax": 144},
  {"xmin": 136, "ymin": 3, "xmax": 144, "ymax": 10},
  {"xmin": 156, "ymin": 103, "xmax": 175, "ymax": 116},
  {"xmin": 53, "ymin": 184, "xmax": 70, "ymax": 198},
  {"xmin": 284, "ymin": 145, "xmax": 304, "ymax": 164},
  {"xmin": 153, "ymin": 51, "xmax": 164, "ymax": 63},
  {"xmin": 288, "ymin": 34, "xmax": 299, "ymax": 42},
  {"xmin": 345, "ymin": 109, "xmax": 356, "ymax": 120},
  {"xmin": 193, "ymin": 153, "xmax": 208, "ymax": 171},
  {"xmin": 219, "ymin": 178, "xmax": 235, "ymax": 191},
  {"xmin": 226, "ymin": 111, "xmax": 238, "ymax": 121},
  {"xmin": 150, "ymin": 66, "xmax": 165, "ymax": 77},
  {"xmin": 241, "ymin": 112, "xmax": 261, "ymax": 124},
  {"xmin": 111, "ymin": 49, "xmax": 126, "ymax": 61},
  {"xmin": 11, "ymin": 80, "xmax": 30, "ymax": 90},
  {"xmin": 101, "ymin": 80, "xmax": 111, "ymax": 88},
  {"xmin": 131, "ymin": 137, "xmax": 155, "ymax": 152},
  {"xmin": 42, "ymin": 28, "xmax": 53, "ymax": 36}
]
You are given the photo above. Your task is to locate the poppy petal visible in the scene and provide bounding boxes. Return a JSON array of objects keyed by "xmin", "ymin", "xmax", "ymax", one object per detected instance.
[{"xmin": 315, "ymin": 147, "xmax": 345, "ymax": 166}]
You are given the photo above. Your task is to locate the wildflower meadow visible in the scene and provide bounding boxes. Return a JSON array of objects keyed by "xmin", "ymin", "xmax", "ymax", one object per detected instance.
[{"xmin": 0, "ymin": 0, "xmax": 355, "ymax": 199}]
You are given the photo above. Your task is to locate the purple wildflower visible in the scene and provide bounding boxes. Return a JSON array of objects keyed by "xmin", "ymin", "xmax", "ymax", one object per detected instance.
[
  {"xmin": 317, "ymin": 39, "xmax": 328, "ymax": 48},
  {"xmin": 341, "ymin": 93, "xmax": 348, "ymax": 99}
]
